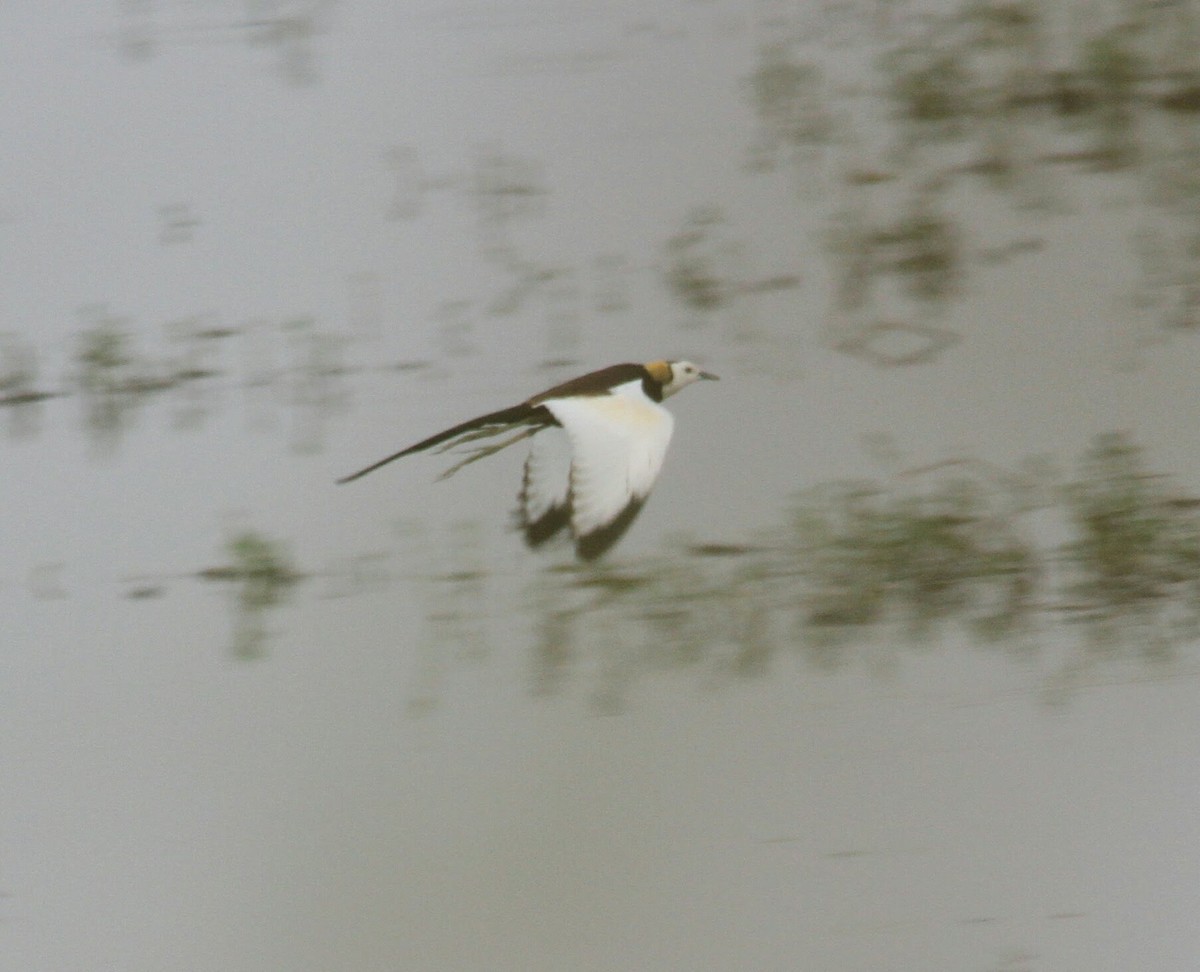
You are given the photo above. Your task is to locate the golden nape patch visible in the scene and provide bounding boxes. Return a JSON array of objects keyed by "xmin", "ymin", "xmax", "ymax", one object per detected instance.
[{"xmin": 644, "ymin": 360, "xmax": 672, "ymax": 384}]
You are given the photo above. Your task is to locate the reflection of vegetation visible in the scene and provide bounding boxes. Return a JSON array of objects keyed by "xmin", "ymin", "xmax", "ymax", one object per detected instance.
[
  {"xmin": 826, "ymin": 187, "xmax": 962, "ymax": 360},
  {"xmin": 811, "ymin": 0, "xmax": 1200, "ymax": 349},
  {"xmin": 200, "ymin": 531, "xmax": 303, "ymax": 659},
  {"xmin": 75, "ymin": 310, "xmax": 202, "ymax": 449},
  {"xmin": 471, "ymin": 145, "xmax": 547, "ymax": 259},
  {"xmin": 420, "ymin": 519, "xmax": 491, "ymax": 660},
  {"xmin": 744, "ymin": 45, "xmax": 834, "ymax": 168},
  {"xmin": 1062, "ymin": 433, "xmax": 1200, "ymax": 631},
  {"xmin": 0, "ymin": 333, "xmax": 42, "ymax": 398},
  {"xmin": 888, "ymin": 49, "xmax": 972, "ymax": 130},
  {"xmin": 283, "ymin": 317, "xmax": 351, "ymax": 454},
  {"xmin": 59, "ymin": 310, "xmax": 357, "ymax": 450},
  {"xmin": 887, "ymin": 195, "xmax": 962, "ymax": 302},
  {"xmin": 0, "ymin": 333, "xmax": 55, "ymax": 436},
  {"xmin": 1081, "ymin": 28, "xmax": 1143, "ymax": 170},
  {"xmin": 793, "ymin": 476, "xmax": 1038, "ymax": 641},
  {"xmin": 115, "ymin": 0, "xmax": 331, "ymax": 84},
  {"xmin": 829, "ymin": 321, "xmax": 960, "ymax": 365},
  {"xmin": 878, "ymin": 1, "xmax": 1156, "ymax": 171},
  {"xmin": 77, "ymin": 318, "xmax": 135, "ymax": 392},
  {"xmin": 508, "ymin": 433, "xmax": 1198, "ymax": 707},
  {"xmin": 375, "ymin": 437, "xmax": 1195, "ymax": 710},
  {"xmin": 76, "ymin": 313, "xmax": 149, "ymax": 450},
  {"xmin": 662, "ymin": 207, "xmax": 801, "ymax": 315},
  {"xmin": 664, "ymin": 207, "xmax": 733, "ymax": 311}
]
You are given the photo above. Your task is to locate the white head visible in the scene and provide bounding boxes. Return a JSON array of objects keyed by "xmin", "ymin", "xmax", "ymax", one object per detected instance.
[{"xmin": 653, "ymin": 359, "xmax": 719, "ymax": 398}]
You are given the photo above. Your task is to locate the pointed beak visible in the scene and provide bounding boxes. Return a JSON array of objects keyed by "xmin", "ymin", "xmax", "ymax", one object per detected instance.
[{"xmin": 699, "ymin": 370, "xmax": 719, "ymax": 381}]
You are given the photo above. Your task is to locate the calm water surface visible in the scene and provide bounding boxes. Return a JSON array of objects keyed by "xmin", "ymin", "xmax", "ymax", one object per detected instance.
[{"xmin": 3, "ymin": 1, "xmax": 1200, "ymax": 969}]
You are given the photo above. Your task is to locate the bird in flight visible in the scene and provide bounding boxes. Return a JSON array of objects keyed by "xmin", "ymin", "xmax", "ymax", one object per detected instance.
[{"xmin": 338, "ymin": 359, "xmax": 718, "ymax": 560}]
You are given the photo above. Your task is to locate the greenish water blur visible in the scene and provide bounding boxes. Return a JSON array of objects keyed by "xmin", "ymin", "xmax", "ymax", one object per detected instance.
[
  {"xmin": 8, "ymin": 4, "xmax": 1200, "ymax": 970},
  {"xmin": 6, "ymin": 1, "xmax": 1200, "ymax": 678}
]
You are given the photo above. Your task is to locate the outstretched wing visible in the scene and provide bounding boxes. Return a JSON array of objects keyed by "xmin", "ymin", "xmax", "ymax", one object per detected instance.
[
  {"xmin": 337, "ymin": 402, "xmax": 553, "ymax": 484},
  {"xmin": 516, "ymin": 428, "xmax": 573, "ymax": 547},
  {"xmin": 544, "ymin": 393, "xmax": 674, "ymax": 560},
  {"xmin": 337, "ymin": 365, "xmax": 646, "ymax": 486}
]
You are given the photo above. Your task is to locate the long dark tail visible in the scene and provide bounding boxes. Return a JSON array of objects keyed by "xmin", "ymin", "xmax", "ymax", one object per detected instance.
[{"xmin": 337, "ymin": 402, "xmax": 552, "ymax": 484}]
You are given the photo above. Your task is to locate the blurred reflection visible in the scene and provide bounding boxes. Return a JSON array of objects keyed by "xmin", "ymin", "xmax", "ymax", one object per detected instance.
[
  {"xmin": 791, "ymin": 472, "xmax": 1039, "ymax": 647},
  {"xmin": 1081, "ymin": 28, "xmax": 1142, "ymax": 171},
  {"xmin": 663, "ymin": 206, "xmax": 740, "ymax": 312},
  {"xmin": 591, "ymin": 252, "xmax": 632, "ymax": 314},
  {"xmin": 0, "ymin": 333, "xmax": 55, "ymax": 438},
  {"xmin": 165, "ymin": 316, "xmax": 224, "ymax": 431},
  {"xmin": 239, "ymin": 0, "xmax": 336, "ymax": 85},
  {"xmin": 504, "ymin": 434, "xmax": 1197, "ymax": 704},
  {"xmin": 536, "ymin": 267, "xmax": 583, "ymax": 366},
  {"xmin": 12, "ymin": 1, "xmax": 1198, "ymax": 717},
  {"xmin": 382, "ymin": 145, "xmax": 424, "ymax": 222},
  {"xmin": 346, "ymin": 271, "xmax": 384, "ymax": 342},
  {"xmin": 157, "ymin": 203, "xmax": 201, "ymax": 245},
  {"xmin": 486, "ymin": 255, "xmax": 585, "ymax": 366},
  {"xmin": 13, "ymin": 23, "xmax": 1200, "ymax": 457},
  {"xmin": 75, "ymin": 308, "xmax": 165, "ymax": 454},
  {"xmin": 111, "ymin": 0, "xmax": 333, "ymax": 84},
  {"xmin": 235, "ymin": 317, "xmax": 351, "ymax": 446},
  {"xmin": 1061, "ymin": 433, "xmax": 1200, "ymax": 643},
  {"xmin": 423, "ymin": 519, "xmax": 490, "ymax": 661},
  {"xmin": 825, "ymin": 185, "xmax": 962, "ymax": 361},
  {"xmin": 470, "ymin": 144, "xmax": 548, "ymax": 260},
  {"xmin": 432, "ymin": 300, "xmax": 477, "ymax": 359},
  {"xmin": 199, "ymin": 529, "xmax": 303, "ymax": 659},
  {"xmin": 744, "ymin": 44, "xmax": 834, "ymax": 174},
  {"xmin": 317, "ymin": 551, "xmax": 390, "ymax": 599},
  {"xmin": 74, "ymin": 309, "xmax": 236, "ymax": 450},
  {"xmin": 524, "ymin": 559, "xmax": 752, "ymax": 711},
  {"xmin": 115, "ymin": 0, "xmax": 157, "ymax": 62},
  {"xmin": 800, "ymin": 0, "xmax": 1200, "ymax": 355},
  {"xmin": 391, "ymin": 519, "xmax": 442, "ymax": 716},
  {"xmin": 240, "ymin": 318, "xmax": 283, "ymax": 432},
  {"xmin": 662, "ymin": 207, "xmax": 801, "ymax": 331},
  {"xmin": 28, "ymin": 562, "xmax": 68, "ymax": 600},
  {"xmin": 283, "ymin": 318, "xmax": 351, "ymax": 454},
  {"xmin": 486, "ymin": 256, "xmax": 563, "ymax": 318},
  {"xmin": 399, "ymin": 518, "xmax": 492, "ymax": 714}
]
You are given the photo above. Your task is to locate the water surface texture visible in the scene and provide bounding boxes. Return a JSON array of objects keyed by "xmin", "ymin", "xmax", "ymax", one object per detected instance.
[{"xmin": 4, "ymin": 2, "xmax": 1200, "ymax": 969}]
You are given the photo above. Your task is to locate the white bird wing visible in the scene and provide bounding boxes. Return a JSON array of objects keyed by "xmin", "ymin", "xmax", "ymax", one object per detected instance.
[
  {"xmin": 517, "ymin": 427, "xmax": 573, "ymax": 547},
  {"xmin": 545, "ymin": 391, "xmax": 674, "ymax": 559}
]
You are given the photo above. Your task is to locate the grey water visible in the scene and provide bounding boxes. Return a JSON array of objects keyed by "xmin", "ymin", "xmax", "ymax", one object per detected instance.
[{"xmin": 3, "ymin": 1, "xmax": 1200, "ymax": 969}]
